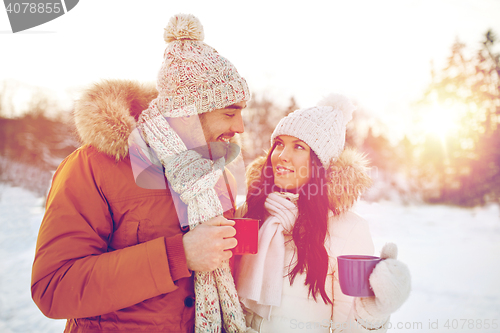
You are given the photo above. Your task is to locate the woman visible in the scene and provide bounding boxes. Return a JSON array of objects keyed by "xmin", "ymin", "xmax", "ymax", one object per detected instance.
[{"xmin": 236, "ymin": 94, "xmax": 411, "ymax": 332}]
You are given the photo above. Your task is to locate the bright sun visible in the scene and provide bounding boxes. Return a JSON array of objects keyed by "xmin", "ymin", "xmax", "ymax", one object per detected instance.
[{"xmin": 419, "ymin": 103, "xmax": 464, "ymax": 139}]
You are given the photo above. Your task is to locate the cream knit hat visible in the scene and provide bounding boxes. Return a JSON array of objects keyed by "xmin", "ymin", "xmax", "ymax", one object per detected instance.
[
  {"xmin": 155, "ymin": 14, "xmax": 250, "ymax": 117},
  {"xmin": 270, "ymin": 94, "xmax": 355, "ymax": 168}
]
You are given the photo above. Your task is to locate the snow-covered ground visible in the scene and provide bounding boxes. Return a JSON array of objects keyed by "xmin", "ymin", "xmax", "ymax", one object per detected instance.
[
  {"xmin": 0, "ymin": 184, "xmax": 66, "ymax": 333},
  {"xmin": 0, "ymin": 184, "xmax": 499, "ymax": 332},
  {"xmin": 356, "ymin": 200, "xmax": 500, "ymax": 332}
]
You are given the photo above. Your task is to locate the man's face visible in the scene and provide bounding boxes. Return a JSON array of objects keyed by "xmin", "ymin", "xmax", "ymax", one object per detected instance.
[{"xmin": 199, "ymin": 101, "xmax": 247, "ymax": 144}]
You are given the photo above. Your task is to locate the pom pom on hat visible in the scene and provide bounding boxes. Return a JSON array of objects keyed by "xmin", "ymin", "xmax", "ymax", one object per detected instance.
[
  {"xmin": 164, "ymin": 13, "xmax": 205, "ymax": 43},
  {"xmin": 155, "ymin": 13, "xmax": 250, "ymax": 117},
  {"xmin": 317, "ymin": 93, "xmax": 355, "ymax": 127}
]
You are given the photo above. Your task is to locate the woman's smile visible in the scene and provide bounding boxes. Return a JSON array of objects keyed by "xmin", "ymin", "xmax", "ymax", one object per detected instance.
[{"xmin": 274, "ymin": 165, "xmax": 294, "ymax": 175}]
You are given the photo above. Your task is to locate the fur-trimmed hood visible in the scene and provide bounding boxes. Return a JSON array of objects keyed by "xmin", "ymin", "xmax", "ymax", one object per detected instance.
[
  {"xmin": 74, "ymin": 80, "xmax": 158, "ymax": 161},
  {"xmin": 73, "ymin": 79, "xmax": 245, "ymax": 162},
  {"xmin": 245, "ymin": 148, "xmax": 372, "ymax": 214}
]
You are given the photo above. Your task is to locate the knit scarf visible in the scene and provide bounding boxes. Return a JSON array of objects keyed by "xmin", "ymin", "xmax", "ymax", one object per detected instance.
[
  {"xmin": 237, "ymin": 192, "xmax": 299, "ymax": 320},
  {"xmin": 137, "ymin": 102, "xmax": 246, "ymax": 333}
]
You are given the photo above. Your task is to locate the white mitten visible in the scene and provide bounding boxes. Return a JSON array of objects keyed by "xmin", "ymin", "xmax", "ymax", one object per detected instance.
[{"xmin": 354, "ymin": 243, "xmax": 411, "ymax": 325}]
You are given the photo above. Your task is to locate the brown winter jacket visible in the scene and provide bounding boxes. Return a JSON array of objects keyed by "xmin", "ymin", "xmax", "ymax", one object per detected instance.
[{"xmin": 31, "ymin": 80, "xmax": 237, "ymax": 333}]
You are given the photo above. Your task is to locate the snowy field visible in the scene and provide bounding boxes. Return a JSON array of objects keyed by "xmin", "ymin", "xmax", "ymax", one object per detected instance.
[
  {"xmin": 0, "ymin": 184, "xmax": 499, "ymax": 333},
  {"xmin": 356, "ymin": 200, "xmax": 500, "ymax": 332}
]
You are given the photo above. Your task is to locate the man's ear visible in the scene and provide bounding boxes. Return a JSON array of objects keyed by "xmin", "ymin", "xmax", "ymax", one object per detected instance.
[
  {"xmin": 178, "ymin": 115, "xmax": 195, "ymax": 125},
  {"xmin": 168, "ymin": 115, "xmax": 200, "ymax": 128}
]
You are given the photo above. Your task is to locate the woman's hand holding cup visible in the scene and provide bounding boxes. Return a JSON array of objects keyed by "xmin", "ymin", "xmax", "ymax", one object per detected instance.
[{"xmin": 353, "ymin": 243, "xmax": 411, "ymax": 325}]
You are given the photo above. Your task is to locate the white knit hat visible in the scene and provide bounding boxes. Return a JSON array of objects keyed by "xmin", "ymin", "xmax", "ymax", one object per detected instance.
[
  {"xmin": 155, "ymin": 14, "xmax": 250, "ymax": 117},
  {"xmin": 270, "ymin": 94, "xmax": 355, "ymax": 168}
]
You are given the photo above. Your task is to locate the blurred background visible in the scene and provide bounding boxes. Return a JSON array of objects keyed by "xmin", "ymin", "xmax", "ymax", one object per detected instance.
[{"xmin": 1, "ymin": 0, "xmax": 499, "ymax": 332}]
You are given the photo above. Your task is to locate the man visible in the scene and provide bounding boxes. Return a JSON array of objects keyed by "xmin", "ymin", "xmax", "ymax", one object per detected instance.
[{"xmin": 31, "ymin": 14, "xmax": 250, "ymax": 333}]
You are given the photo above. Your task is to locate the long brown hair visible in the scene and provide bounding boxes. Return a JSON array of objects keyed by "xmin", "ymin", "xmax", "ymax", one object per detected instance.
[{"xmin": 244, "ymin": 143, "xmax": 332, "ymax": 304}]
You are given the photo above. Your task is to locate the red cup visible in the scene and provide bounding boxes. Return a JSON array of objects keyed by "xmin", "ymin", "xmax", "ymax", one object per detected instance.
[
  {"xmin": 230, "ymin": 218, "xmax": 259, "ymax": 255},
  {"xmin": 337, "ymin": 255, "xmax": 383, "ymax": 297}
]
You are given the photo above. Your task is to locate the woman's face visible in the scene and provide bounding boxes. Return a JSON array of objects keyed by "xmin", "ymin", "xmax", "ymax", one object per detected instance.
[{"xmin": 271, "ymin": 135, "xmax": 311, "ymax": 191}]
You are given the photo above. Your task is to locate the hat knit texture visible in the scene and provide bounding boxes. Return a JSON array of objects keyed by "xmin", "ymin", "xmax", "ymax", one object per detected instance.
[
  {"xmin": 270, "ymin": 93, "xmax": 355, "ymax": 168},
  {"xmin": 157, "ymin": 14, "xmax": 250, "ymax": 117}
]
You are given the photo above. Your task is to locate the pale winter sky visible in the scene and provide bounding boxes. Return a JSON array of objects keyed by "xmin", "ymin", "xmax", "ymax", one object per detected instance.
[{"xmin": 1, "ymin": 0, "xmax": 500, "ymax": 141}]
